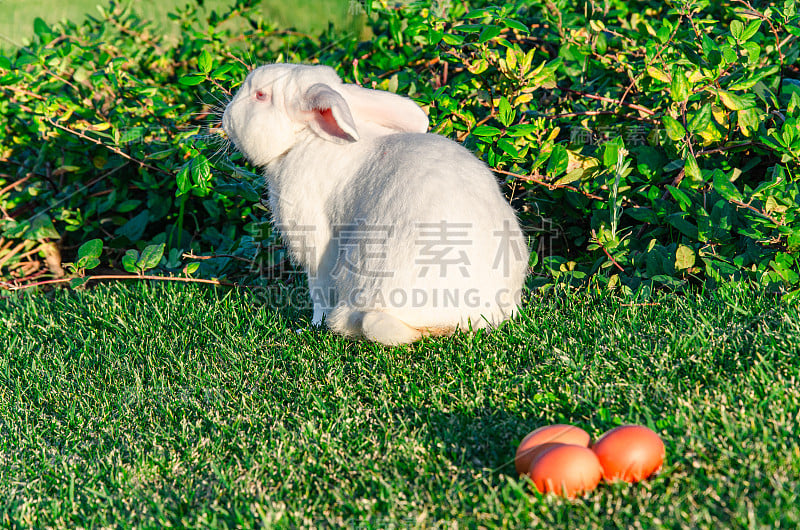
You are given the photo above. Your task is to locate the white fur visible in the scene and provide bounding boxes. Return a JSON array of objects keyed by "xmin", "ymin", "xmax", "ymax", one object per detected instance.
[{"xmin": 223, "ymin": 64, "xmax": 529, "ymax": 345}]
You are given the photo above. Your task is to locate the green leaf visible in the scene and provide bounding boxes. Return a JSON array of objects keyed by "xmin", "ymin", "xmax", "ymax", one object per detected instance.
[
  {"xmin": 497, "ymin": 97, "xmax": 515, "ymax": 127},
  {"xmin": 176, "ymin": 164, "xmax": 192, "ymax": 196},
  {"xmin": 721, "ymin": 44, "xmax": 738, "ymax": 64},
  {"xmin": 687, "ymin": 104, "xmax": 712, "ymax": 133},
  {"xmin": 26, "ymin": 215, "xmax": 60, "ymax": 240},
  {"xmin": 503, "ymin": 19, "xmax": 530, "ymax": 33},
  {"xmin": 670, "ymin": 69, "xmax": 690, "ymax": 102},
  {"xmin": 738, "ymin": 108, "xmax": 759, "ymax": 136},
  {"xmin": 198, "ymin": 50, "xmax": 212, "ymax": 73},
  {"xmin": 478, "ymin": 25, "xmax": 502, "ymax": 43},
  {"xmin": 546, "ymin": 145, "xmax": 569, "ymax": 177},
  {"xmin": 667, "ymin": 185, "xmax": 692, "ymax": 211},
  {"xmin": 496, "ymin": 138, "xmax": 520, "ymax": 157},
  {"xmin": 595, "ymin": 32, "xmax": 607, "ymax": 55},
  {"xmin": 138, "ymin": 243, "xmax": 165, "ymax": 272},
  {"xmin": 728, "ymin": 76, "xmax": 760, "ymax": 91},
  {"xmin": 427, "ymin": 28, "xmax": 444, "ymax": 45},
  {"xmin": 713, "ymin": 170, "xmax": 743, "ymax": 202},
  {"xmin": 441, "ymin": 33, "xmax": 464, "ymax": 45},
  {"xmin": 506, "ymin": 124, "xmax": 537, "ymax": 137},
  {"xmin": 741, "ymin": 19, "xmax": 762, "ymax": 41},
  {"xmin": 667, "ymin": 214, "xmax": 699, "ymax": 239},
  {"xmin": 718, "ymin": 90, "xmax": 755, "ymax": 110},
  {"xmin": 646, "ymin": 66, "xmax": 671, "ymax": 83},
  {"xmin": 663, "ymin": 115, "xmax": 686, "ymax": 141},
  {"xmin": 0, "ymin": 56, "xmax": 11, "ymax": 70},
  {"xmin": 675, "ymin": 244, "xmax": 696, "ymax": 270},
  {"xmin": 78, "ymin": 238, "xmax": 103, "ymax": 260},
  {"xmin": 192, "ymin": 155, "xmax": 211, "ymax": 190},
  {"xmin": 701, "ymin": 34, "xmax": 720, "ymax": 65},
  {"xmin": 216, "ymin": 181, "xmax": 260, "ymax": 202},
  {"xmin": 743, "ymin": 42, "xmax": 761, "ymax": 62},
  {"xmin": 555, "ymin": 170, "xmax": 583, "ymax": 186},
  {"xmin": 684, "ymin": 154, "xmax": 702, "ymax": 182},
  {"xmin": 471, "ymin": 126, "xmax": 502, "ymax": 137},
  {"xmin": 626, "ymin": 207, "xmax": 659, "ymax": 224},
  {"xmin": 15, "ymin": 54, "xmax": 38, "ymax": 67},
  {"xmin": 122, "ymin": 250, "xmax": 139, "ymax": 274},
  {"xmin": 602, "ymin": 139, "xmax": 620, "ymax": 168},
  {"xmin": 185, "ymin": 262, "xmax": 200, "ymax": 275},
  {"xmin": 211, "ymin": 64, "xmax": 234, "ymax": 79},
  {"xmin": 70, "ymin": 277, "xmax": 90, "ymax": 289},
  {"xmin": 179, "ymin": 74, "xmax": 206, "ymax": 86},
  {"xmin": 33, "ymin": 17, "xmax": 50, "ymax": 37},
  {"xmin": 117, "ymin": 199, "xmax": 142, "ymax": 213},
  {"xmin": 115, "ymin": 210, "xmax": 150, "ymax": 242},
  {"xmin": 76, "ymin": 257, "xmax": 101, "ymax": 271},
  {"xmin": 118, "ymin": 127, "xmax": 144, "ymax": 144},
  {"xmin": 730, "ymin": 20, "xmax": 744, "ymax": 40}
]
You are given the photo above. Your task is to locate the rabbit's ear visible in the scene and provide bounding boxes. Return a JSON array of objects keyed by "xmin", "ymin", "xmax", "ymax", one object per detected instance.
[
  {"xmin": 297, "ymin": 83, "xmax": 360, "ymax": 143},
  {"xmin": 337, "ymin": 84, "xmax": 429, "ymax": 134}
]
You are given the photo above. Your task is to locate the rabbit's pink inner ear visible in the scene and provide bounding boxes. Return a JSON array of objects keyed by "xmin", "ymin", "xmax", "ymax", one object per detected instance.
[
  {"xmin": 300, "ymin": 84, "xmax": 360, "ymax": 143},
  {"xmin": 318, "ymin": 108, "xmax": 354, "ymax": 140},
  {"xmin": 305, "ymin": 106, "xmax": 358, "ymax": 143}
]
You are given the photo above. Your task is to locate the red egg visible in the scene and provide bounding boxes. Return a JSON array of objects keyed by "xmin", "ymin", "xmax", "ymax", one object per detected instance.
[
  {"xmin": 591, "ymin": 424, "xmax": 665, "ymax": 482},
  {"xmin": 527, "ymin": 444, "xmax": 603, "ymax": 497},
  {"xmin": 514, "ymin": 424, "xmax": 591, "ymax": 475}
]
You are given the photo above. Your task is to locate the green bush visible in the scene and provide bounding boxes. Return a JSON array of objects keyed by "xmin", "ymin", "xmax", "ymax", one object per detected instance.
[{"xmin": 1, "ymin": 0, "xmax": 799, "ymax": 297}]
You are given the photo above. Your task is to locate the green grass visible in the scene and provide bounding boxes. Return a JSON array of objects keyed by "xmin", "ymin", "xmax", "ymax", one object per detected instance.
[
  {"xmin": 0, "ymin": 0, "xmax": 349, "ymax": 48},
  {"xmin": 1, "ymin": 282, "xmax": 798, "ymax": 527}
]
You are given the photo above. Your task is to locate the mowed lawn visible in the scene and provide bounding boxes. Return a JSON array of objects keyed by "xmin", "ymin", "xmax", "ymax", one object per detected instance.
[
  {"xmin": 1, "ymin": 282, "xmax": 798, "ymax": 527},
  {"xmin": 0, "ymin": 0, "xmax": 348, "ymax": 48}
]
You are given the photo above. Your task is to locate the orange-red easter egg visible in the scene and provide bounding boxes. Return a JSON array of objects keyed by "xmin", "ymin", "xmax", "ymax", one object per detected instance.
[
  {"xmin": 527, "ymin": 444, "xmax": 603, "ymax": 497},
  {"xmin": 514, "ymin": 424, "xmax": 591, "ymax": 475},
  {"xmin": 591, "ymin": 424, "xmax": 665, "ymax": 482}
]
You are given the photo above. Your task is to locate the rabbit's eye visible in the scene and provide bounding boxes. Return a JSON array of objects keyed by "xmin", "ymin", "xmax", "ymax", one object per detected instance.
[{"xmin": 255, "ymin": 90, "xmax": 269, "ymax": 102}]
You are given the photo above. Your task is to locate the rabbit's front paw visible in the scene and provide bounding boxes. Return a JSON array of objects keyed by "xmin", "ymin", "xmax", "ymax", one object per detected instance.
[{"xmin": 311, "ymin": 307, "xmax": 326, "ymax": 327}]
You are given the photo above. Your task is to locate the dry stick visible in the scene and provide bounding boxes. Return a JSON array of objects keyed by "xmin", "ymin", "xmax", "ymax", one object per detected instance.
[
  {"xmin": 617, "ymin": 74, "xmax": 641, "ymax": 109},
  {"xmin": 730, "ymin": 198, "xmax": 782, "ymax": 225},
  {"xmin": 1, "ymin": 274, "xmax": 247, "ymax": 292},
  {"xmin": 591, "ymin": 229, "xmax": 625, "ymax": 272},
  {"xmin": 182, "ymin": 251, "xmax": 255, "ymax": 264},
  {"xmin": 493, "ymin": 168, "xmax": 606, "ymax": 201},
  {"xmin": 563, "ymin": 88, "xmax": 656, "ymax": 116},
  {"xmin": 661, "ymin": 168, "xmax": 686, "ymax": 199},
  {"xmin": 0, "ymin": 241, "xmax": 29, "ymax": 270},
  {"xmin": 0, "ymin": 173, "xmax": 34, "ymax": 198},
  {"xmin": 45, "ymin": 118, "xmax": 168, "ymax": 175},
  {"xmin": 10, "ymin": 266, "xmax": 48, "ymax": 286},
  {"xmin": 8, "ymin": 86, "xmax": 48, "ymax": 102}
]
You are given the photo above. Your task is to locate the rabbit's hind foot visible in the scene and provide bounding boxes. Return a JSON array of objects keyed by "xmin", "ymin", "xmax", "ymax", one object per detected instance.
[{"xmin": 361, "ymin": 312, "xmax": 422, "ymax": 346}]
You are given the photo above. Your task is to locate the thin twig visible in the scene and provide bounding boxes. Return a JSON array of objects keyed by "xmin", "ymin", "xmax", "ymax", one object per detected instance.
[
  {"xmin": 0, "ymin": 173, "xmax": 34, "ymax": 197},
  {"xmin": 564, "ymin": 88, "xmax": 656, "ymax": 116},
  {"xmin": 493, "ymin": 168, "xmax": 605, "ymax": 201},
  {"xmin": 45, "ymin": 118, "xmax": 168, "ymax": 175},
  {"xmin": 182, "ymin": 251, "xmax": 255, "ymax": 264},
  {"xmin": 730, "ymin": 199, "xmax": 781, "ymax": 225},
  {"xmin": 591, "ymin": 228, "xmax": 625, "ymax": 272}
]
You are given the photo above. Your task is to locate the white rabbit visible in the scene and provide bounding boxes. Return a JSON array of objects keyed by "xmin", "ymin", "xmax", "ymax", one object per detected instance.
[{"xmin": 223, "ymin": 63, "xmax": 528, "ymax": 345}]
